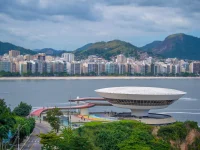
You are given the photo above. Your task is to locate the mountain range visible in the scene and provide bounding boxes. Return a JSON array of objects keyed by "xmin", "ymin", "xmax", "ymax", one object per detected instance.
[
  {"xmin": 141, "ymin": 33, "xmax": 200, "ymax": 60},
  {"xmin": 0, "ymin": 33, "xmax": 200, "ymax": 60}
]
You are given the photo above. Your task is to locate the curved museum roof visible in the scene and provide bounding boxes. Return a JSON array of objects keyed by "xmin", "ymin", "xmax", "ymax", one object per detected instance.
[
  {"xmin": 95, "ymin": 87, "xmax": 186, "ymax": 95},
  {"xmin": 95, "ymin": 87, "xmax": 186, "ymax": 101}
]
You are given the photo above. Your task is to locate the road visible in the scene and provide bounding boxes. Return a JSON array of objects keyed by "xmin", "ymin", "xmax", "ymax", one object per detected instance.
[{"xmin": 21, "ymin": 121, "xmax": 51, "ymax": 150}]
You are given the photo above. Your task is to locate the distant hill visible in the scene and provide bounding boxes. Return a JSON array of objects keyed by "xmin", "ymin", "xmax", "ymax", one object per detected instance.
[
  {"xmin": 75, "ymin": 43, "xmax": 93, "ymax": 51},
  {"xmin": 141, "ymin": 33, "xmax": 200, "ymax": 60},
  {"xmin": 35, "ymin": 48, "xmax": 69, "ymax": 56},
  {"xmin": 0, "ymin": 41, "xmax": 36, "ymax": 55},
  {"xmin": 74, "ymin": 40, "xmax": 154, "ymax": 60},
  {"xmin": 141, "ymin": 41, "xmax": 162, "ymax": 51}
]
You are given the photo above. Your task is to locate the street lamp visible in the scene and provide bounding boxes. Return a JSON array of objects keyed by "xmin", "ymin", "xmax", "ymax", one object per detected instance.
[{"xmin": 17, "ymin": 123, "xmax": 27, "ymax": 150}]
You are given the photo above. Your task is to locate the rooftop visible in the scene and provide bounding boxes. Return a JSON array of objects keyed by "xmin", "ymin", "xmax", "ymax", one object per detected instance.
[{"xmin": 95, "ymin": 86, "xmax": 186, "ymax": 95}]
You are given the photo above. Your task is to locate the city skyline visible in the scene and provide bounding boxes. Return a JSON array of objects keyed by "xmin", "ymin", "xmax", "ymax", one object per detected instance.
[
  {"xmin": 1, "ymin": 50, "xmax": 200, "ymax": 76},
  {"xmin": 0, "ymin": 0, "xmax": 200, "ymax": 50}
]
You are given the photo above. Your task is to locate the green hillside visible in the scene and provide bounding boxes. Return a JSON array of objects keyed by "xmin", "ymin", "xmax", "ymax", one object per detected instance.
[
  {"xmin": 141, "ymin": 41, "xmax": 162, "ymax": 51},
  {"xmin": 74, "ymin": 40, "xmax": 147, "ymax": 60},
  {"xmin": 76, "ymin": 120, "xmax": 200, "ymax": 150},
  {"xmin": 0, "ymin": 41, "xmax": 36, "ymax": 55},
  {"xmin": 141, "ymin": 33, "xmax": 200, "ymax": 60},
  {"xmin": 39, "ymin": 120, "xmax": 200, "ymax": 150}
]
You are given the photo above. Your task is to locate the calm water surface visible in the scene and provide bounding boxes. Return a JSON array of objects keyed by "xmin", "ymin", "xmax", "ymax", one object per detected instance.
[{"xmin": 0, "ymin": 79, "xmax": 200, "ymax": 124}]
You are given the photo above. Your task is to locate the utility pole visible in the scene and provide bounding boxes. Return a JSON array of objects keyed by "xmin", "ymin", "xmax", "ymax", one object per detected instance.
[
  {"xmin": 17, "ymin": 124, "xmax": 20, "ymax": 150},
  {"xmin": 15, "ymin": 123, "xmax": 27, "ymax": 150},
  {"xmin": 69, "ymin": 95, "xmax": 71, "ymax": 128}
]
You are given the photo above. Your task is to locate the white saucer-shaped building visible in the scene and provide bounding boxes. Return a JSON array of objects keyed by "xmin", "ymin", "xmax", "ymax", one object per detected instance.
[{"xmin": 95, "ymin": 87, "xmax": 186, "ymax": 117}]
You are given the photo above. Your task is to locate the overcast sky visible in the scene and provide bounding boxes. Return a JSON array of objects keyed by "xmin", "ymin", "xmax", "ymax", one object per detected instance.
[{"xmin": 0, "ymin": 0, "xmax": 200, "ymax": 50}]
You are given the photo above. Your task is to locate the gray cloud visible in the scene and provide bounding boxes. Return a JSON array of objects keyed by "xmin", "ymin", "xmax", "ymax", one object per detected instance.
[
  {"xmin": 0, "ymin": 0, "xmax": 199, "ymax": 50},
  {"xmin": 0, "ymin": 0, "xmax": 102, "ymax": 21},
  {"xmin": 103, "ymin": 0, "xmax": 200, "ymax": 9}
]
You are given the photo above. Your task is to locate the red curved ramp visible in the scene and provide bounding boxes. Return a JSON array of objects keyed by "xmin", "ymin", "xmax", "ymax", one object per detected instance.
[{"xmin": 30, "ymin": 103, "xmax": 95, "ymax": 117}]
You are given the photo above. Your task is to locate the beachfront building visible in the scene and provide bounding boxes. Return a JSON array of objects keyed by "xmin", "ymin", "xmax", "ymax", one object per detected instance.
[
  {"xmin": 118, "ymin": 63, "xmax": 126, "ymax": 74},
  {"xmin": 10, "ymin": 62, "xmax": 17, "ymax": 72},
  {"xmin": 192, "ymin": 62, "xmax": 200, "ymax": 74},
  {"xmin": 52, "ymin": 61, "xmax": 64, "ymax": 73},
  {"xmin": 0, "ymin": 61, "xmax": 11, "ymax": 72},
  {"xmin": 105, "ymin": 62, "xmax": 119, "ymax": 74},
  {"xmin": 97, "ymin": 62, "xmax": 105, "ymax": 75},
  {"xmin": 88, "ymin": 62, "xmax": 98, "ymax": 75},
  {"xmin": 71, "ymin": 62, "xmax": 81, "ymax": 75},
  {"xmin": 30, "ymin": 61, "xmax": 36, "ymax": 74},
  {"xmin": 19, "ymin": 61, "xmax": 27, "ymax": 74},
  {"xmin": 37, "ymin": 61, "xmax": 46, "ymax": 74}
]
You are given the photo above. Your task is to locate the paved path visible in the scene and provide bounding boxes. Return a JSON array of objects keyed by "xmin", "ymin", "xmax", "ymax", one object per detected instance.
[{"xmin": 20, "ymin": 121, "xmax": 51, "ymax": 150}]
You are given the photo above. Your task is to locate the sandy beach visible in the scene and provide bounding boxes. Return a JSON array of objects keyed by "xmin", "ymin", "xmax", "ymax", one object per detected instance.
[{"xmin": 0, "ymin": 76, "xmax": 200, "ymax": 80}]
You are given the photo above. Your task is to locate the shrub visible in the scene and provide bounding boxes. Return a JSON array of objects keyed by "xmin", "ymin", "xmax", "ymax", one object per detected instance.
[{"xmin": 158, "ymin": 122, "xmax": 187, "ymax": 141}]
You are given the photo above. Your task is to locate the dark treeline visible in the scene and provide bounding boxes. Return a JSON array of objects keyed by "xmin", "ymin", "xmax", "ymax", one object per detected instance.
[{"xmin": 0, "ymin": 71, "xmax": 198, "ymax": 77}]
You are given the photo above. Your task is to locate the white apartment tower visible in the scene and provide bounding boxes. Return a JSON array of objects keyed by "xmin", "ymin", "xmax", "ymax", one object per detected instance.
[{"xmin": 61, "ymin": 53, "xmax": 74, "ymax": 62}]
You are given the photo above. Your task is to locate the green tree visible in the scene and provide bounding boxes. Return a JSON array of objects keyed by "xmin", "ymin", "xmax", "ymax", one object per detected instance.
[
  {"xmin": 13, "ymin": 116, "xmax": 35, "ymax": 142},
  {"xmin": 13, "ymin": 102, "xmax": 32, "ymax": 117},
  {"xmin": 0, "ymin": 99, "xmax": 15, "ymax": 144},
  {"xmin": 118, "ymin": 130, "xmax": 170, "ymax": 150},
  {"xmin": 40, "ymin": 127, "xmax": 93, "ymax": 150},
  {"xmin": 157, "ymin": 122, "xmax": 188, "ymax": 141},
  {"xmin": 40, "ymin": 131, "xmax": 60, "ymax": 150},
  {"xmin": 46, "ymin": 108, "xmax": 63, "ymax": 133}
]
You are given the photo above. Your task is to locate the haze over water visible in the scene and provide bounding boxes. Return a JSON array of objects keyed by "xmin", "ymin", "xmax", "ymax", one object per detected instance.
[{"xmin": 0, "ymin": 79, "xmax": 200, "ymax": 125}]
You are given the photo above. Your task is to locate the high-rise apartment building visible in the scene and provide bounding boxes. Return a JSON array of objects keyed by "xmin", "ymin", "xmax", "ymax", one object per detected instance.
[
  {"xmin": 37, "ymin": 61, "xmax": 46, "ymax": 74},
  {"xmin": 105, "ymin": 62, "xmax": 115, "ymax": 74},
  {"xmin": 144, "ymin": 64, "xmax": 150, "ymax": 75},
  {"xmin": 19, "ymin": 61, "xmax": 27, "ymax": 74},
  {"xmin": 0, "ymin": 61, "xmax": 11, "ymax": 72},
  {"xmin": 66, "ymin": 62, "xmax": 71, "ymax": 74},
  {"xmin": 37, "ymin": 53, "xmax": 46, "ymax": 61},
  {"xmin": 151, "ymin": 64, "xmax": 155, "ymax": 75},
  {"xmin": 27, "ymin": 62, "xmax": 32, "ymax": 73},
  {"xmin": 71, "ymin": 62, "xmax": 81, "ymax": 75},
  {"xmin": 46, "ymin": 61, "xmax": 53, "ymax": 73},
  {"xmin": 118, "ymin": 63, "xmax": 126, "ymax": 74},
  {"xmin": 30, "ymin": 61, "xmax": 36, "ymax": 74},
  {"xmin": 88, "ymin": 63, "xmax": 98, "ymax": 74},
  {"xmin": 61, "ymin": 53, "xmax": 74, "ymax": 62},
  {"xmin": 10, "ymin": 62, "xmax": 17, "ymax": 72},
  {"xmin": 9, "ymin": 50, "xmax": 20, "ymax": 58},
  {"xmin": 97, "ymin": 63, "xmax": 105, "ymax": 75},
  {"xmin": 193, "ymin": 62, "xmax": 200, "ymax": 74},
  {"xmin": 172, "ymin": 65, "xmax": 180, "ymax": 74},
  {"xmin": 52, "ymin": 61, "xmax": 64, "ymax": 73},
  {"xmin": 167, "ymin": 64, "xmax": 171, "ymax": 74}
]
